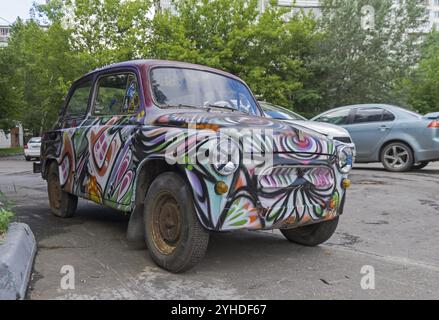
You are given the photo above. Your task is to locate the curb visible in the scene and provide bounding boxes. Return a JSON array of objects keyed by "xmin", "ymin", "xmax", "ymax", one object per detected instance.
[{"xmin": 0, "ymin": 223, "xmax": 37, "ymax": 300}]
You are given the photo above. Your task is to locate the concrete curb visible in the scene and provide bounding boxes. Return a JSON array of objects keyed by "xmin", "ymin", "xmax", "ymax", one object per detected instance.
[{"xmin": 0, "ymin": 223, "xmax": 37, "ymax": 300}]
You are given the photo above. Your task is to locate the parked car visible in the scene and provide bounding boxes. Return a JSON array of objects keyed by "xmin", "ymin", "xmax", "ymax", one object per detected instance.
[
  {"xmin": 24, "ymin": 137, "xmax": 42, "ymax": 161},
  {"xmin": 312, "ymin": 104, "xmax": 439, "ymax": 172},
  {"xmin": 260, "ymin": 101, "xmax": 356, "ymax": 154},
  {"xmin": 35, "ymin": 60, "xmax": 352, "ymax": 272}
]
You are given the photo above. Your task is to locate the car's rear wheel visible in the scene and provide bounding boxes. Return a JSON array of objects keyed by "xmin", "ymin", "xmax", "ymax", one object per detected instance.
[
  {"xmin": 381, "ymin": 142, "xmax": 413, "ymax": 172},
  {"xmin": 25, "ymin": 156, "xmax": 31, "ymax": 161},
  {"xmin": 280, "ymin": 217, "xmax": 339, "ymax": 247},
  {"xmin": 144, "ymin": 172, "xmax": 209, "ymax": 273},
  {"xmin": 47, "ymin": 161, "xmax": 78, "ymax": 218},
  {"xmin": 412, "ymin": 161, "xmax": 429, "ymax": 170}
]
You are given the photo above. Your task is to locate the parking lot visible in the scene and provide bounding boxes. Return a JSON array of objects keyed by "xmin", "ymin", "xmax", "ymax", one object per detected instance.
[{"xmin": 0, "ymin": 155, "xmax": 438, "ymax": 299}]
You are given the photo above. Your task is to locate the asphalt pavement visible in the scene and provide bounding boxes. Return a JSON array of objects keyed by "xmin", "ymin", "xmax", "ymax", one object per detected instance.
[{"xmin": 0, "ymin": 155, "xmax": 438, "ymax": 299}]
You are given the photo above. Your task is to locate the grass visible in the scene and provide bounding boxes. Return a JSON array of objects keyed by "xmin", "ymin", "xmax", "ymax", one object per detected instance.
[
  {"xmin": 0, "ymin": 147, "xmax": 24, "ymax": 157},
  {"xmin": 0, "ymin": 192, "xmax": 15, "ymax": 238}
]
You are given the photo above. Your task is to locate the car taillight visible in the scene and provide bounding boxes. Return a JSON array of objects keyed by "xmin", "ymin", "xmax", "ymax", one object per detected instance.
[
  {"xmin": 428, "ymin": 120, "xmax": 439, "ymax": 128},
  {"xmin": 24, "ymin": 144, "xmax": 28, "ymax": 149}
]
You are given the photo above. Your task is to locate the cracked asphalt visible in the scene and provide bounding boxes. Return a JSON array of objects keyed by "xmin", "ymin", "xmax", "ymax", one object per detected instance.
[{"xmin": 0, "ymin": 155, "xmax": 438, "ymax": 299}]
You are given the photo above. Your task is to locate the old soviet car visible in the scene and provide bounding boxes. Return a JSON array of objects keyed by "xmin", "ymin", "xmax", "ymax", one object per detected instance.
[{"xmin": 36, "ymin": 60, "xmax": 352, "ymax": 272}]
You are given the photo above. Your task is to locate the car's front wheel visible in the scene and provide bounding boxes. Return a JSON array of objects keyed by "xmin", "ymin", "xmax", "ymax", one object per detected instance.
[
  {"xmin": 47, "ymin": 161, "xmax": 78, "ymax": 218},
  {"xmin": 280, "ymin": 217, "xmax": 339, "ymax": 246},
  {"xmin": 143, "ymin": 172, "xmax": 209, "ymax": 273},
  {"xmin": 25, "ymin": 156, "xmax": 31, "ymax": 161},
  {"xmin": 381, "ymin": 142, "xmax": 413, "ymax": 172}
]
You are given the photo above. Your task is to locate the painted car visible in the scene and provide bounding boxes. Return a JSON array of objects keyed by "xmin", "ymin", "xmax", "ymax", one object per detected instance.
[
  {"xmin": 36, "ymin": 60, "xmax": 352, "ymax": 272},
  {"xmin": 260, "ymin": 101, "xmax": 356, "ymax": 153},
  {"xmin": 312, "ymin": 104, "xmax": 439, "ymax": 172},
  {"xmin": 24, "ymin": 137, "xmax": 42, "ymax": 161}
]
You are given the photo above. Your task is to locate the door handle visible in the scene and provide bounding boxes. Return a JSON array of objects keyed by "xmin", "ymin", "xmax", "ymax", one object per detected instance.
[{"xmin": 379, "ymin": 125, "xmax": 390, "ymax": 131}]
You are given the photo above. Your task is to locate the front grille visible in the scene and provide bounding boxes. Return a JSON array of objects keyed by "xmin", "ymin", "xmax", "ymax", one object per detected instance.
[
  {"xmin": 258, "ymin": 166, "xmax": 334, "ymax": 190},
  {"xmin": 334, "ymin": 136, "xmax": 352, "ymax": 143}
]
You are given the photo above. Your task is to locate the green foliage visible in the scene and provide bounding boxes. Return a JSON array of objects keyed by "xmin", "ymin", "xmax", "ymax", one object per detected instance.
[
  {"xmin": 0, "ymin": 193, "xmax": 14, "ymax": 236},
  {"xmin": 149, "ymin": 0, "xmax": 320, "ymax": 110},
  {"xmin": 311, "ymin": 0, "xmax": 428, "ymax": 112},
  {"xmin": 400, "ymin": 31, "xmax": 439, "ymax": 114},
  {"xmin": 0, "ymin": 0, "xmax": 434, "ymax": 129}
]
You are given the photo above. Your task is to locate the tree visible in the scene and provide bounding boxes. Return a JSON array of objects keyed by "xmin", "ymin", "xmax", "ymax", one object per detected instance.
[
  {"xmin": 401, "ymin": 31, "xmax": 439, "ymax": 114},
  {"xmin": 310, "ymin": 0, "xmax": 428, "ymax": 112},
  {"xmin": 148, "ymin": 0, "xmax": 320, "ymax": 112}
]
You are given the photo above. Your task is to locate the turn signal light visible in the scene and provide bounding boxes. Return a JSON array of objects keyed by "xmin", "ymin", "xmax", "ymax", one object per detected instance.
[
  {"xmin": 428, "ymin": 120, "xmax": 439, "ymax": 128},
  {"xmin": 215, "ymin": 181, "xmax": 229, "ymax": 195},
  {"xmin": 342, "ymin": 179, "xmax": 351, "ymax": 189}
]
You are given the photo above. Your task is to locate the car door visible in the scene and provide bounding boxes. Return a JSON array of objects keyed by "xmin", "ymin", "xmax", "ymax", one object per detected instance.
[
  {"xmin": 84, "ymin": 71, "xmax": 141, "ymax": 208},
  {"xmin": 55, "ymin": 77, "xmax": 94, "ymax": 196},
  {"xmin": 344, "ymin": 107, "xmax": 395, "ymax": 161}
]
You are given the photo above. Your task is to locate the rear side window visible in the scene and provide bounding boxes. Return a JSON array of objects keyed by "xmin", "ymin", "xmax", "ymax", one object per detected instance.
[
  {"xmin": 66, "ymin": 80, "xmax": 92, "ymax": 117},
  {"xmin": 353, "ymin": 108, "xmax": 384, "ymax": 123},
  {"xmin": 93, "ymin": 73, "xmax": 140, "ymax": 115},
  {"xmin": 383, "ymin": 110, "xmax": 396, "ymax": 121},
  {"xmin": 316, "ymin": 109, "xmax": 350, "ymax": 125}
]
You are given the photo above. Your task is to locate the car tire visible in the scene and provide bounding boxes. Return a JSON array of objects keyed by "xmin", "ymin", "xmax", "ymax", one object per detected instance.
[
  {"xmin": 280, "ymin": 217, "xmax": 339, "ymax": 247},
  {"xmin": 412, "ymin": 161, "xmax": 429, "ymax": 170},
  {"xmin": 144, "ymin": 172, "xmax": 209, "ymax": 273},
  {"xmin": 380, "ymin": 142, "xmax": 413, "ymax": 172},
  {"xmin": 47, "ymin": 161, "xmax": 78, "ymax": 218},
  {"xmin": 25, "ymin": 156, "xmax": 31, "ymax": 161}
]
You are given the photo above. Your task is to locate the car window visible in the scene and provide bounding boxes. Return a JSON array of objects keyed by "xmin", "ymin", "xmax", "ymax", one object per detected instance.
[
  {"xmin": 29, "ymin": 137, "xmax": 41, "ymax": 143},
  {"xmin": 353, "ymin": 108, "xmax": 385, "ymax": 123},
  {"xmin": 316, "ymin": 109, "xmax": 350, "ymax": 125},
  {"xmin": 66, "ymin": 80, "xmax": 92, "ymax": 117},
  {"xmin": 94, "ymin": 73, "xmax": 140, "ymax": 115},
  {"xmin": 382, "ymin": 110, "xmax": 396, "ymax": 121}
]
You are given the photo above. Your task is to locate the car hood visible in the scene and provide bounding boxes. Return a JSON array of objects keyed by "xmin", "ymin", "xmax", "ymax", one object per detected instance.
[
  {"xmin": 153, "ymin": 111, "xmax": 336, "ymax": 155},
  {"xmin": 284, "ymin": 120, "xmax": 350, "ymax": 138}
]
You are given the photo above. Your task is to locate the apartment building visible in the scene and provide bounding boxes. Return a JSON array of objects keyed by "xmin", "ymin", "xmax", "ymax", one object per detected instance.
[{"xmin": 0, "ymin": 25, "xmax": 11, "ymax": 48}]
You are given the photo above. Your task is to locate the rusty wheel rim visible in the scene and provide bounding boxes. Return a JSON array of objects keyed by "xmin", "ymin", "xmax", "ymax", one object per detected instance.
[
  {"xmin": 151, "ymin": 192, "xmax": 181, "ymax": 255},
  {"xmin": 48, "ymin": 171, "xmax": 62, "ymax": 210}
]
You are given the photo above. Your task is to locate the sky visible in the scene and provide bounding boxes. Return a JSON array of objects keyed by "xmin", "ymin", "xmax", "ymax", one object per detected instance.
[{"xmin": 0, "ymin": 0, "xmax": 46, "ymax": 25}]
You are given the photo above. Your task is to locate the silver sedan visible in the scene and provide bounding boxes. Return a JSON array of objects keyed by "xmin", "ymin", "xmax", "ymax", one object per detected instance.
[{"xmin": 312, "ymin": 104, "xmax": 439, "ymax": 172}]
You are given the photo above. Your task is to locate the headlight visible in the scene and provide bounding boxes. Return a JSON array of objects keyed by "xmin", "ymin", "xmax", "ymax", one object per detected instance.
[
  {"xmin": 212, "ymin": 139, "xmax": 240, "ymax": 176},
  {"xmin": 337, "ymin": 146, "xmax": 353, "ymax": 173}
]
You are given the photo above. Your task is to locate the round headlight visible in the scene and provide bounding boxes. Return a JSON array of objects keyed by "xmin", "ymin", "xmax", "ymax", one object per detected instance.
[
  {"xmin": 337, "ymin": 146, "xmax": 353, "ymax": 173},
  {"xmin": 212, "ymin": 139, "xmax": 240, "ymax": 176}
]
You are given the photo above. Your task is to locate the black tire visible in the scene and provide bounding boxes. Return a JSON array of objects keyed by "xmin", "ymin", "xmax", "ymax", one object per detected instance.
[
  {"xmin": 380, "ymin": 142, "xmax": 413, "ymax": 172},
  {"xmin": 144, "ymin": 172, "xmax": 209, "ymax": 273},
  {"xmin": 25, "ymin": 156, "xmax": 31, "ymax": 161},
  {"xmin": 280, "ymin": 217, "xmax": 339, "ymax": 247},
  {"xmin": 47, "ymin": 161, "xmax": 78, "ymax": 218},
  {"xmin": 412, "ymin": 161, "xmax": 429, "ymax": 170}
]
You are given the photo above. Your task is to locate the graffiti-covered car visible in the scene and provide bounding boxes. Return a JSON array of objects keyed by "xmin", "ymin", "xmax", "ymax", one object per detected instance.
[{"xmin": 36, "ymin": 60, "xmax": 352, "ymax": 272}]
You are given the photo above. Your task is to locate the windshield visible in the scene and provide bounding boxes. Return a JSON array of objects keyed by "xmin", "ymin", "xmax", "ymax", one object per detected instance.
[
  {"xmin": 260, "ymin": 102, "xmax": 306, "ymax": 120},
  {"xmin": 29, "ymin": 137, "xmax": 42, "ymax": 143},
  {"xmin": 150, "ymin": 67, "xmax": 260, "ymax": 115}
]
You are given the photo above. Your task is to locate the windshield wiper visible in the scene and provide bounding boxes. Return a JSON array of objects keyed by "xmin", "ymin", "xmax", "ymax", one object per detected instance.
[
  {"xmin": 205, "ymin": 104, "xmax": 245, "ymax": 114},
  {"xmin": 160, "ymin": 103, "xmax": 199, "ymax": 109}
]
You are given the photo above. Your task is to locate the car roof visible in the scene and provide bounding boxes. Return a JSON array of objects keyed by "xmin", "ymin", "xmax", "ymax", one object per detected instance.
[
  {"xmin": 80, "ymin": 59, "xmax": 242, "ymax": 82},
  {"xmin": 313, "ymin": 104, "xmax": 421, "ymax": 120}
]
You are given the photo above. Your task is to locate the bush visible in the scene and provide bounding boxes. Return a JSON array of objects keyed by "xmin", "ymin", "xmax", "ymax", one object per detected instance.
[{"xmin": 0, "ymin": 194, "xmax": 15, "ymax": 237}]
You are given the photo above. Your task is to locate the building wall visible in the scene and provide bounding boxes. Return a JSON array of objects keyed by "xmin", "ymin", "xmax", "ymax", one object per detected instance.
[
  {"xmin": 0, "ymin": 25, "xmax": 11, "ymax": 47},
  {"xmin": 0, "ymin": 125, "xmax": 23, "ymax": 149}
]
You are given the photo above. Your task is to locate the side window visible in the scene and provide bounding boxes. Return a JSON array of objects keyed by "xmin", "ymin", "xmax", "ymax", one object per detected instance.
[
  {"xmin": 316, "ymin": 109, "xmax": 351, "ymax": 125},
  {"xmin": 383, "ymin": 110, "xmax": 395, "ymax": 121},
  {"xmin": 94, "ymin": 73, "xmax": 140, "ymax": 115},
  {"xmin": 66, "ymin": 80, "xmax": 92, "ymax": 117},
  {"xmin": 353, "ymin": 108, "xmax": 385, "ymax": 124}
]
